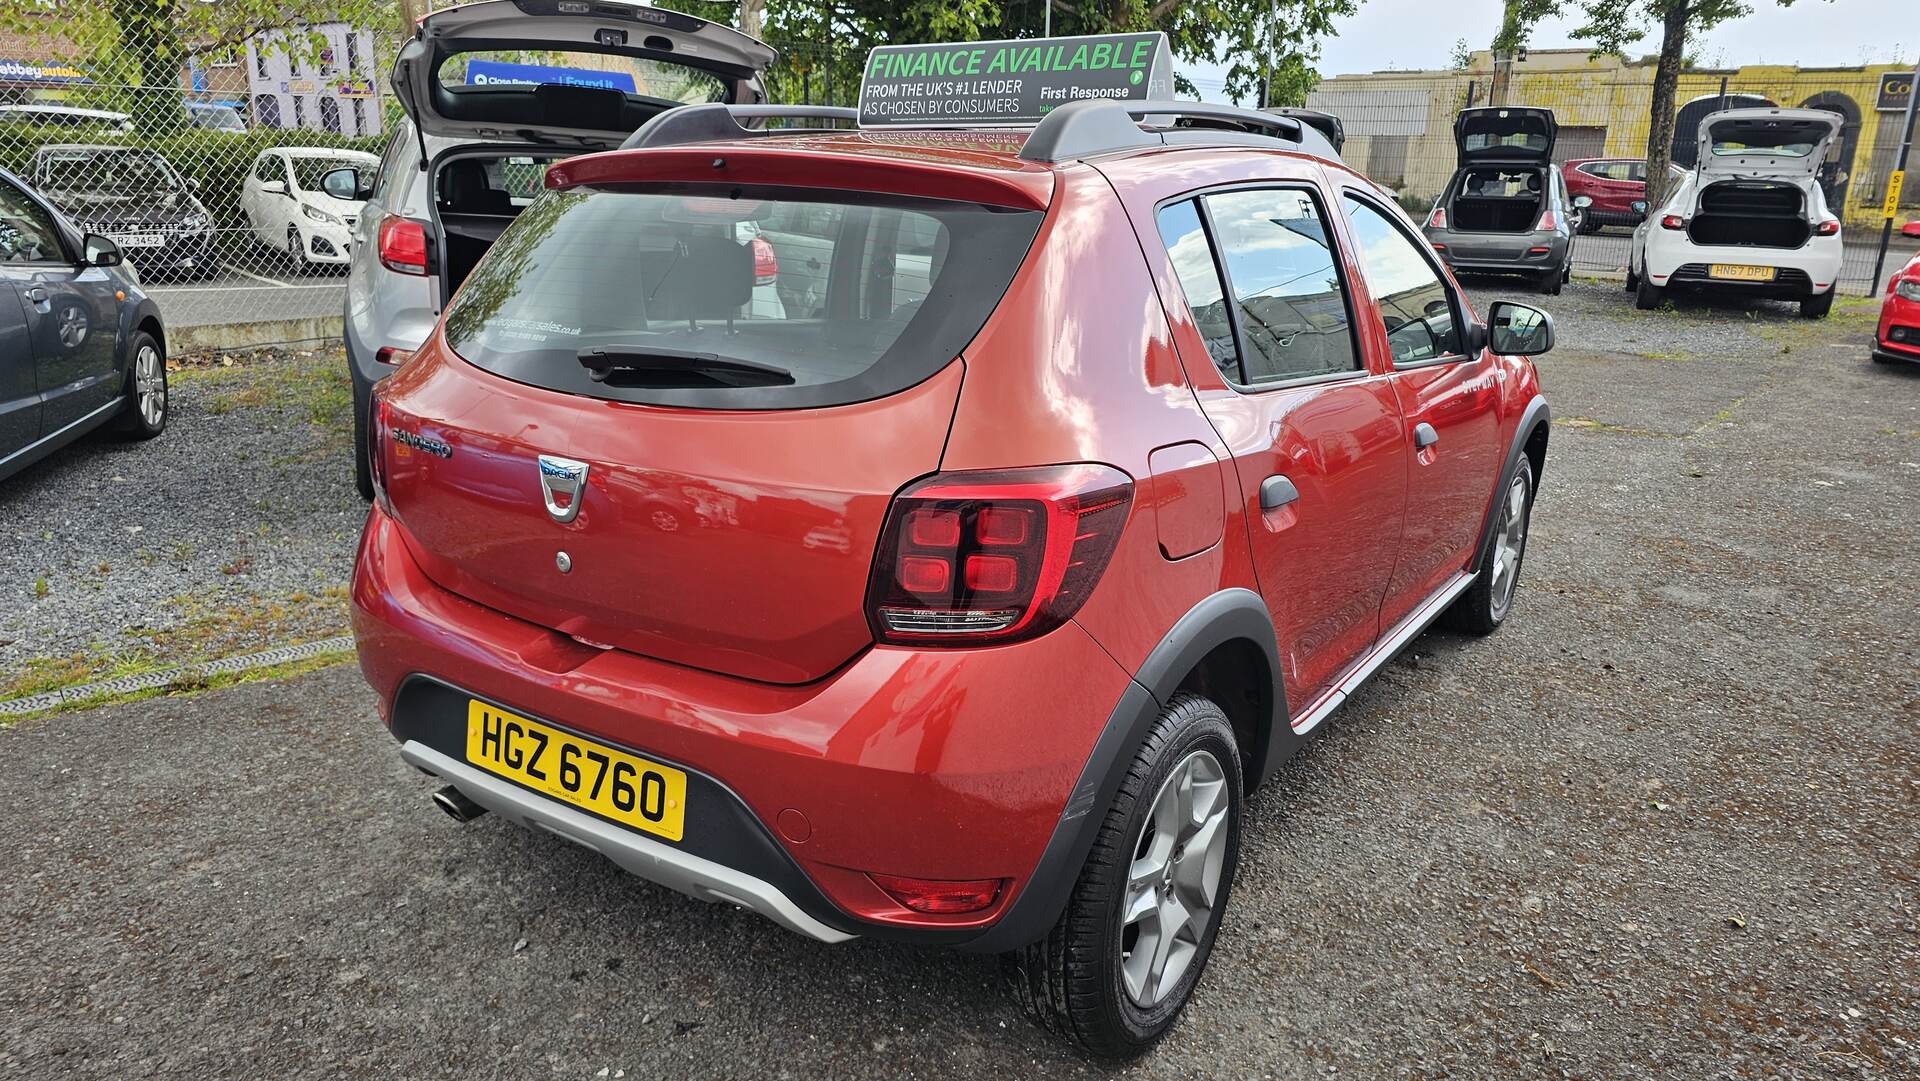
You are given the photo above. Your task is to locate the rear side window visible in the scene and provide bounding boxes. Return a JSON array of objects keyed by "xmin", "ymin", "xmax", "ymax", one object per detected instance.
[
  {"xmin": 442, "ymin": 183, "xmax": 1042, "ymax": 409},
  {"xmin": 1156, "ymin": 188, "xmax": 1358, "ymax": 386}
]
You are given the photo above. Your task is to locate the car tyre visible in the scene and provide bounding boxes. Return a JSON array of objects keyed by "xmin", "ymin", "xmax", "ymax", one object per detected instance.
[
  {"xmin": 287, "ymin": 225, "xmax": 311, "ymax": 275},
  {"xmin": 1445, "ymin": 457, "xmax": 1534, "ymax": 635},
  {"xmin": 1537, "ymin": 269, "xmax": 1562, "ymax": 296},
  {"xmin": 1799, "ymin": 290, "xmax": 1834, "ymax": 320},
  {"xmin": 112, "ymin": 330, "xmax": 168, "ymax": 440},
  {"xmin": 1005, "ymin": 693, "xmax": 1243, "ymax": 1061},
  {"xmin": 1634, "ymin": 274, "xmax": 1664, "ymax": 311}
]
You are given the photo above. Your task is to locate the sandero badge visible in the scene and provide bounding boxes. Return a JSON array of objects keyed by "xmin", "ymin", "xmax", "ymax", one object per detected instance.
[{"xmin": 351, "ymin": 28, "xmax": 1554, "ymax": 1061}]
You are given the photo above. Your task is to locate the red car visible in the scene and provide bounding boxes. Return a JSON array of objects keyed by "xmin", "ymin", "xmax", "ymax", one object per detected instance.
[
  {"xmin": 351, "ymin": 96, "xmax": 1554, "ymax": 1056},
  {"xmin": 1564, "ymin": 156, "xmax": 1686, "ymax": 232},
  {"xmin": 1875, "ymin": 252, "xmax": 1920, "ymax": 364}
]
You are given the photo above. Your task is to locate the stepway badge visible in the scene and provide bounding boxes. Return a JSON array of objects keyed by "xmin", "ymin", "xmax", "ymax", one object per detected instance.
[{"xmin": 858, "ymin": 33, "xmax": 1175, "ymax": 128}]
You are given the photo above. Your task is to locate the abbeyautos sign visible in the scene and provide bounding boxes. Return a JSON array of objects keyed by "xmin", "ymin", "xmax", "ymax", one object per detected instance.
[{"xmin": 858, "ymin": 32, "xmax": 1174, "ymax": 127}]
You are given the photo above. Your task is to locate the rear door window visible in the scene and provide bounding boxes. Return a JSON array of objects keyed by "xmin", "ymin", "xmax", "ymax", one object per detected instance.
[
  {"xmin": 442, "ymin": 183, "xmax": 1041, "ymax": 409},
  {"xmin": 1156, "ymin": 188, "xmax": 1362, "ymax": 386}
]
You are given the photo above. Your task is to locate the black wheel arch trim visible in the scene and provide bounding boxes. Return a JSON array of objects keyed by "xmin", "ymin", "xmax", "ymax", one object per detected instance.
[
  {"xmin": 1469, "ymin": 395, "xmax": 1550, "ymax": 578},
  {"xmin": 964, "ymin": 590, "xmax": 1290, "ymax": 953}
]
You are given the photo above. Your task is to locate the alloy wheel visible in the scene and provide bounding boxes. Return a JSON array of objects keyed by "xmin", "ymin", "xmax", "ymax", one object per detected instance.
[
  {"xmin": 134, "ymin": 343, "xmax": 165, "ymax": 428},
  {"xmin": 1489, "ymin": 472, "xmax": 1529, "ymax": 615},
  {"xmin": 1120, "ymin": 748, "xmax": 1229, "ymax": 1008}
]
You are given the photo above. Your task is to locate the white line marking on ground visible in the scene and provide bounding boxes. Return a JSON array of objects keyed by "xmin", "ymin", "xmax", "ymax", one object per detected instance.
[{"xmin": 219, "ymin": 262, "xmax": 295, "ymax": 287}]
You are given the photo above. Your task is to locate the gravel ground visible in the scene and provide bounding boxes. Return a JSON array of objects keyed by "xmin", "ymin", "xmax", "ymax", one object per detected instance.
[
  {"xmin": 1, "ymin": 282, "xmax": 1916, "ymax": 1079},
  {"xmin": 0, "ymin": 348, "xmax": 364, "ymax": 691}
]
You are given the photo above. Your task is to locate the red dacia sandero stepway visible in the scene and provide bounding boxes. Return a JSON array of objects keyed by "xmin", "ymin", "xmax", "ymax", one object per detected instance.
[{"xmin": 352, "ymin": 93, "xmax": 1554, "ymax": 1057}]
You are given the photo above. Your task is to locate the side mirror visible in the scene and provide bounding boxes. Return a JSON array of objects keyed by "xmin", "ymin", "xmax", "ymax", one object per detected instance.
[
  {"xmin": 320, "ymin": 167, "xmax": 369, "ymax": 202},
  {"xmin": 1486, "ymin": 301, "xmax": 1553, "ymax": 357},
  {"xmin": 258, "ymin": 179, "xmax": 287, "ymax": 196},
  {"xmin": 1572, "ymin": 194, "xmax": 1593, "ymax": 209},
  {"xmin": 1630, "ymin": 199, "xmax": 1648, "ymax": 215},
  {"xmin": 83, "ymin": 233, "xmax": 123, "ymax": 267}
]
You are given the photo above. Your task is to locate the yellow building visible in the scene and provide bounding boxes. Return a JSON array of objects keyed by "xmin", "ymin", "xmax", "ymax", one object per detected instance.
[{"xmin": 1307, "ymin": 49, "xmax": 1914, "ymax": 227}]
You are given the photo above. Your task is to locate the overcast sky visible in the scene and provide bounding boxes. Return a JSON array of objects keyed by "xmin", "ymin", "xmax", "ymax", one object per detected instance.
[{"xmin": 1184, "ymin": 0, "xmax": 1914, "ymax": 101}]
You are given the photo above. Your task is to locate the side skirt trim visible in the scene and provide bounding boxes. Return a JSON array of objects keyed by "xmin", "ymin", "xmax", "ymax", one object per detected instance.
[{"xmin": 1291, "ymin": 569, "xmax": 1476, "ymax": 737}]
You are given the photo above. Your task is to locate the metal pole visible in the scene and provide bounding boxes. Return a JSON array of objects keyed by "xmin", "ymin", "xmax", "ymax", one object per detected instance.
[
  {"xmin": 1043, "ymin": 0, "xmax": 1051, "ymax": 38},
  {"xmin": 1716, "ymin": 74, "xmax": 1727, "ymax": 113},
  {"xmin": 1869, "ymin": 68, "xmax": 1918, "ymax": 294}
]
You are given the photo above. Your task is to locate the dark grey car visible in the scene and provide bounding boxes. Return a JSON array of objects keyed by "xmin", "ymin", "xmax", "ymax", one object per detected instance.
[
  {"xmin": 1420, "ymin": 107, "xmax": 1581, "ymax": 296},
  {"xmin": 0, "ymin": 165, "xmax": 168, "ymax": 483}
]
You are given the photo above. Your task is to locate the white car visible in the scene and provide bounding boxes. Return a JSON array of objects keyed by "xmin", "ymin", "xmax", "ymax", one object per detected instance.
[
  {"xmin": 1629, "ymin": 107, "xmax": 1844, "ymax": 318},
  {"xmin": 241, "ymin": 147, "xmax": 379, "ymax": 270}
]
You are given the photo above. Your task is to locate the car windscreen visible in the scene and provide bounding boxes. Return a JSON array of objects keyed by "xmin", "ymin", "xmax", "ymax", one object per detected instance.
[
  {"xmin": 37, "ymin": 151, "xmax": 182, "ymax": 194},
  {"xmin": 439, "ymin": 51, "xmax": 728, "ymax": 106},
  {"xmin": 442, "ymin": 183, "xmax": 1043, "ymax": 410},
  {"xmin": 1709, "ymin": 128, "xmax": 1820, "ymax": 157}
]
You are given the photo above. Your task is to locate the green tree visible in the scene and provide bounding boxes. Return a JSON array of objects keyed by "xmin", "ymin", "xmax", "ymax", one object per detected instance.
[
  {"xmin": 1559, "ymin": 0, "xmax": 1831, "ymax": 207},
  {"xmin": 1, "ymin": 0, "xmax": 398, "ymax": 131}
]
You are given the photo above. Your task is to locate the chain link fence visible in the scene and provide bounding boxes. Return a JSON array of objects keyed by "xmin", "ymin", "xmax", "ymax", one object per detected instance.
[{"xmin": 2, "ymin": 11, "xmax": 1913, "ymax": 341}]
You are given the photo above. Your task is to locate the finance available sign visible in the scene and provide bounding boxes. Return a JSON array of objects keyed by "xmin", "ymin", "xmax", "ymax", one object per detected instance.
[{"xmin": 858, "ymin": 33, "xmax": 1174, "ymax": 128}]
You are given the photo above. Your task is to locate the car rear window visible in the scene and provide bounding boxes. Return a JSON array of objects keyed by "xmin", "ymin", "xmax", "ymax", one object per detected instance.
[
  {"xmin": 442, "ymin": 183, "xmax": 1044, "ymax": 409},
  {"xmin": 439, "ymin": 51, "xmax": 728, "ymax": 106}
]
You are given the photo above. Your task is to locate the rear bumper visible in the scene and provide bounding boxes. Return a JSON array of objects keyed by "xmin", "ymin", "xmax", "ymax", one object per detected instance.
[
  {"xmin": 399, "ymin": 732, "xmax": 853, "ymax": 942},
  {"xmin": 350, "ymin": 504, "xmax": 1136, "ymax": 946},
  {"xmin": 1426, "ymin": 230, "xmax": 1569, "ymax": 273}
]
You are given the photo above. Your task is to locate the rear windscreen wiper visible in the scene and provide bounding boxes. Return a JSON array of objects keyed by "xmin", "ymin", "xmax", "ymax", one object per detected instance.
[{"xmin": 577, "ymin": 346, "xmax": 795, "ymax": 387}]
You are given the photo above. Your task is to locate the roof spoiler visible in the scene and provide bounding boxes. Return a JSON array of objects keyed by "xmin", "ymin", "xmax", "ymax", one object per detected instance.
[
  {"xmin": 1263, "ymin": 107, "xmax": 1345, "ymax": 153},
  {"xmin": 1018, "ymin": 98, "xmax": 1342, "ymax": 164},
  {"xmin": 622, "ymin": 104, "xmax": 859, "ymax": 150}
]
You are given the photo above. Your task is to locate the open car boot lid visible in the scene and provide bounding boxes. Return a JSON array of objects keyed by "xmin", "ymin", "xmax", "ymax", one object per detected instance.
[
  {"xmin": 1696, "ymin": 107, "xmax": 1842, "ymax": 180},
  {"xmin": 392, "ymin": 0, "xmax": 773, "ymax": 149},
  {"xmin": 1455, "ymin": 106, "xmax": 1556, "ymax": 165}
]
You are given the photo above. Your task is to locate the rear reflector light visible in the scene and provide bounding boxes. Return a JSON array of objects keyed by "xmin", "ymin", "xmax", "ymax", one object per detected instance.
[
  {"xmin": 867, "ymin": 464, "xmax": 1133, "ymax": 645},
  {"xmin": 869, "ymin": 873, "xmax": 1003, "ymax": 915},
  {"xmin": 375, "ymin": 346, "xmax": 415, "ymax": 366},
  {"xmin": 1426, "ymin": 207, "xmax": 1447, "ymax": 229},
  {"xmin": 1660, "ymin": 214, "xmax": 1687, "ymax": 231},
  {"xmin": 377, "ymin": 215, "xmax": 428, "ymax": 275},
  {"xmin": 1814, "ymin": 219, "xmax": 1840, "ymax": 236},
  {"xmin": 1536, "ymin": 210, "xmax": 1558, "ymax": 231},
  {"xmin": 1528, "ymin": 246, "xmax": 1551, "ymax": 255}
]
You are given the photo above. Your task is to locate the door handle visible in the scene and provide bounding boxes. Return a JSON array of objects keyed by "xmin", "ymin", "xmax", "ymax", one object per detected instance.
[
  {"xmin": 1260, "ymin": 474, "xmax": 1299, "ymax": 510},
  {"xmin": 1413, "ymin": 422, "xmax": 1440, "ymax": 450},
  {"xmin": 23, "ymin": 286, "xmax": 48, "ymax": 304}
]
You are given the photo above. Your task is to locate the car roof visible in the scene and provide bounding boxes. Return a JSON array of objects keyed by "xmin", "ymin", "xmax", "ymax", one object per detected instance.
[
  {"xmin": 36, "ymin": 143, "xmax": 153, "ymax": 153},
  {"xmin": 0, "ymin": 104, "xmax": 129, "ymax": 118}
]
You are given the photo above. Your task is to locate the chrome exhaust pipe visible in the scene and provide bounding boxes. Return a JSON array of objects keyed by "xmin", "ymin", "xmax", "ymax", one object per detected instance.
[{"xmin": 433, "ymin": 785, "xmax": 487, "ymax": 823}]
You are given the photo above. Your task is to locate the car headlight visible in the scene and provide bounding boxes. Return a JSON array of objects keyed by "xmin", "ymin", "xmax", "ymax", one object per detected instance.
[
  {"xmin": 1898, "ymin": 279, "xmax": 1920, "ymax": 302},
  {"xmin": 302, "ymin": 204, "xmax": 343, "ymax": 226}
]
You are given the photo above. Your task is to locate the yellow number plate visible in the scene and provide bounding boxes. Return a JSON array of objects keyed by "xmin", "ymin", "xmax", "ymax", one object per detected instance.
[
  {"xmin": 1708, "ymin": 263, "xmax": 1776, "ymax": 282},
  {"xmin": 465, "ymin": 700, "xmax": 687, "ymax": 842}
]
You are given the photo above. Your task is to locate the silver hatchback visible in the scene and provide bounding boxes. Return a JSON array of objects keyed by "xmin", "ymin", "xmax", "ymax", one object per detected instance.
[{"xmin": 325, "ymin": 0, "xmax": 772, "ymax": 497}]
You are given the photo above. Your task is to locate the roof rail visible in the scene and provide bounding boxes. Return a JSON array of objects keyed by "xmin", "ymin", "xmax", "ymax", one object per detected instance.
[
  {"xmin": 622, "ymin": 104, "xmax": 860, "ymax": 151},
  {"xmin": 1018, "ymin": 98, "xmax": 1341, "ymax": 164}
]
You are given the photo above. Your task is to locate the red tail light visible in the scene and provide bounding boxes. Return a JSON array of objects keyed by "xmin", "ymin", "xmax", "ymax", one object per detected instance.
[
  {"xmin": 1426, "ymin": 207, "xmax": 1447, "ymax": 229},
  {"xmin": 869, "ymin": 873, "xmax": 1003, "ymax": 915},
  {"xmin": 750, "ymin": 235, "xmax": 778, "ymax": 286},
  {"xmin": 1536, "ymin": 210, "xmax": 1558, "ymax": 231},
  {"xmin": 1814, "ymin": 219, "xmax": 1840, "ymax": 236},
  {"xmin": 1660, "ymin": 214, "xmax": 1687, "ymax": 231},
  {"xmin": 866, "ymin": 464, "xmax": 1133, "ymax": 645},
  {"xmin": 377, "ymin": 215, "xmax": 428, "ymax": 276},
  {"xmin": 375, "ymin": 346, "xmax": 416, "ymax": 366}
]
